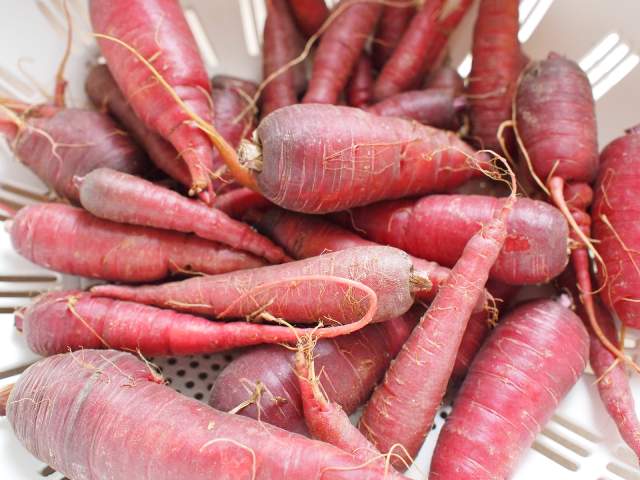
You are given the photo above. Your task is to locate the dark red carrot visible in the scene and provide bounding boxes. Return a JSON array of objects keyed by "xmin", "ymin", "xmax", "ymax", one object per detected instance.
[
  {"xmin": 593, "ymin": 127, "xmax": 640, "ymax": 329},
  {"xmin": 85, "ymin": 64, "xmax": 192, "ymax": 193},
  {"xmin": 91, "ymin": 0, "xmax": 215, "ymax": 198},
  {"xmin": 302, "ymin": 1, "xmax": 383, "ymax": 104},
  {"xmin": 76, "ymin": 168, "xmax": 289, "ymax": 263},
  {"xmin": 214, "ymin": 188, "xmax": 273, "ymax": 219},
  {"xmin": 0, "ymin": 102, "xmax": 148, "ymax": 205},
  {"xmin": 244, "ymin": 207, "xmax": 450, "ymax": 302},
  {"xmin": 93, "ymin": 246, "xmax": 418, "ymax": 324},
  {"xmin": 287, "ymin": 0, "xmax": 330, "ymax": 37},
  {"xmin": 209, "ymin": 82, "xmax": 259, "ymax": 189},
  {"xmin": 373, "ymin": 0, "xmax": 473, "ymax": 101},
  {"xmin": 16, "ymin": 290, "xmax": 378, "ymax": 357},
  {"xmin": 261, "ymin": 0, "xmax": 307, "ymax": 117},
  {"xmin": 423, "ymin": 65, "xmax": 464, "ymax": 92},
  {"xmin": 367, "ymin": 88, "xmax": 465, "ymax": 130},
  {"xmin": 2, "ymin": 349, "xmax": 406, "ymax": 479},
  {"xmin": 346, "ymin": 53, "xmax": 375, "ymax": 108},
  {"xmin": 371, "ymin": 3, "xmax": 416, "ymax": 69},
  {"xmin": 560, "ymin": 270, "xmax": 640, "ymax": 461},
  {"xmin": 295, "ymin": 337, "xmax": 384, "ymax": 465},
  {"xmin": 333, "ymin": 194, "xmax": 569, "ymax": 285},
  {"xmin": 429, "ymin": 299, "xmax": 589, "ymax": 479},
  {"xmin": 209, "ymin": 309, "xmax": 420, "ymax": 434},
  {"xmin": 468, "ymin": 0, "xmax": 521, "ymax": 153},
  {"xmin": 211, "ymin": 75, "xmax": 259, "ymax": 96},
  {"xmin": 8, "ymin": 203, "xmax": 264, "ymax": 282},
  {"xmin": 515, "ymin": 53, "xmax": 598, "ymax": 185},
  {"xmin": 235, "ymin": 104, "xmax": 484, "ymax": 213},
  {"xmin": 358, "ymin": 182, "xmax": 516, "ymax": 467},
  {"xmin": 589, "ymin": 302, "xmax": 640, "ymax": 459}
]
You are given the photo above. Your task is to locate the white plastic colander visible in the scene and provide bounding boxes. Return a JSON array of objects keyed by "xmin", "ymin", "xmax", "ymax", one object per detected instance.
[{"xmin": 0, "ymin": 1, "xmax": 639, "ymax": 478}]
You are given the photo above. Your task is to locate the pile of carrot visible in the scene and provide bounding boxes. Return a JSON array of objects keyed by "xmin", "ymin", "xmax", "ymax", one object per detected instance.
[{"xmin": 0, "ymin": 0, "xmax": 638, "ymax": 478}]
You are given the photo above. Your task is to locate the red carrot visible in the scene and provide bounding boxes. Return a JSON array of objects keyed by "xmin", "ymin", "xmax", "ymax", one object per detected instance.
[
  {"xmin": 16, "ymin": 290, "xmax": 378, "ymax": 357},
  {"xmin": 8, "ymin": 203, "xmax": 264, "ymax": 282},
  {"xmin": 295, "ymin": 337, "xmax": 384, "ymax": 465},
  {"xmin": 468, "ymin": 0, "xmax": 521, "ymax": 153},
  {"xmin": 589, "ymin": 302, "xmax": 640, "ymax": 459},
  {"xmin": 429, "ymin": 299, "xmax": 589, "ymax": 479},
  {"xmin": 0, "ymin": 101, "xmax": 148, "ymax": 205},
  {"xmin": 245, "ymin": 207, "xmax": 450, "ymax": 302},
  {"xmin": 76, "ymin": 168, "xmax": 289, "ymax": 263},
  {"xmin": 235, "ymin": 104, "xmax": 484, "ymax": 213},
  {"xmin": 423, "ymin": 65, "xmax": 464, "ymax": 92},
  {"xmin": 367, "ymin": 88, "xmax": 465, "ymax": 130},
  {"xmin": 346, "ymin": 53, "xmax": 375, "ymax": 107},
  {"xmin": 333, "ymin": 194, "xmax": 569, "ymax": 285},
  {"xmin": 85, "ymin": 64, "xmax": 193, "ymax": 195},
  {"xmin": 261, "ymin": 0, "xmax": 307, "ymax": 117},
  {"xmin": 357, "ymin": 178, "xmax": 516, "ymax": 467},
  {"xmin": 287, "ymin": 0, "xmax": 330, "ymax": 37},
  {"xmin": 209, "ymin": 310, "xmax": 420, "ymax": 434},
  {"xmin": 91, "ymin": 0, "xmax": 216, "ymax": 198},
  {"xmin": 93, "ymin": 246, "xmax": 418, "ymax": 324},
  {"xmin": 560, "ymin": 270, "xmax": 640, "ymax": 461},
  {"xmin": 211, "ymin": 75, "xmax": 259, "ymax": 96},
  {"xmin": 2, "ymin": 349, "xmax": 406, "ymax": 479},
  {"xmin": 373, "ymin": 0, "xmax": 473, "ymax": 101},
  {"xmin": 372, "ymin": 3, "xmax": 416, "ymax": 69},
  {"xmin": 214, "ymin": 188, "xmax": 273, "ymax": 219},
  {"xmin": 302, "ymin": 1, "xmax": 383, "ymax": 104},
  {"xmin": 591, "ymin": 129, "xmax": 638, "ymax": 327}
]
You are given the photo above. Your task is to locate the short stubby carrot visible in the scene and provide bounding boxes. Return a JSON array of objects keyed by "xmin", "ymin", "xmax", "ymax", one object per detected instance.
[{"xmin": 237, "ymin": 104, "xmax": 484, "ymax": 213}]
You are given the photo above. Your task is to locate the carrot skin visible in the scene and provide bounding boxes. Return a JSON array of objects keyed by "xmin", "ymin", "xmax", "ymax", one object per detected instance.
[
  {"xmin": 516, "ymin": 53, "xmax": 598, "ymax": 183},
  {"xmin": 429, "ymin": 299, "xmax": 589, "ymax": 479},
  {"xmin": 250, "ymin": 104, "xmax": 484, "ymax": 213},
  {"xmin": 296, "ymin": 347, "xmax": 383, "ymax": 464},
  {"xmin": 367, "ymin": 88, "xmax": 465, "ymax": 130},
  {"xmin": 92, "ymin": 246, "xmax": 415, "ymax": 324},
  {"xmin": 16, "ymin": 291, "xmax": 378, "ymax": 356},
  {"xmin": 346, "ymin": 53, "xmax": 375, "ymax": 108},
  {"xmin": 373, "ymin": 0, "xmax": 443, "ymax": 100},
  {"xmin": 4, "ymin": 349, "xmax": 406, "ymax": 479},
  {"xmin": 209, "ymin": 310, "xmax": 420, "ymax": 434},
  {"xmin": 77, "ymin": 168, "xmax": 289, "ymax": 263},
  {"xmin": 245, "ymin": 206, "xmax": 491, "ymax": 380},
  {"xmin": 358, "ymin": 197, "xmax": 514, "ymax": 467},
  {"xmin": 261, "ymin": 0, "xmax": 307, "ymax": 117},
  {"xmin": 9, "ymin": 203, "xmax": 264, "ymax": 282},
  {"xmin": 1, "ymin": 105, "xmax": 148, "ymax": 204},
  {"xmin": 302, "ymin": 1, "xmax": 383, "ymax": 104},
  {"xmin": 245, "ymin": 207, "xmax": 450, "ymax": 302},
  {"xmin": 334, "ymin": 195, "xmax": 569, "ymax": 285},
  {"xmin": 214, "ymin": 188, "xmax": 273, "ymax": 219},
  {"xmin": 468, "ymin": 0, "xmax": 521, "ymax": 152},
  {"xmin": 287, "ymin": 0, "xmax": 330, "ymax": 37},
  {"xmin": 592, "ymin": 129, "xmax": 640, "ymax": 327},
  {"xmin": 423, "ymin": 65, "xmax": 464, "ymax": 92},
  {"xmin": 589, "ymin": 302, "xmax": 640, "ymax": 459},
  {"xmin": 90, "ymin": 0, "xmax": 215, "ymax": 195},
  {"xmin": 85, "ymin": 64, "xmax": 192, "ymax": 190},
  {"xmin": 373, "ymin": 0, "xmax": 472, "ymax": 101},
  {"xmin": 211, "ymin": 75, "xmax": 259, "ymax": 96},
  {"xmin": 372, "ymin": 3, "xmax": 416, "ymax": 69}
]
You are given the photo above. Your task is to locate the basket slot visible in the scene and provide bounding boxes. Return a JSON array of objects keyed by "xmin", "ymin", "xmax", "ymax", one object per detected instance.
[
  {"xmin": 531, "ymin": 439, "xmax": 579, "ymax": 472},
  {"xmin": 606, "ymin": 461, "xmax": 640, "ymax": 480}
]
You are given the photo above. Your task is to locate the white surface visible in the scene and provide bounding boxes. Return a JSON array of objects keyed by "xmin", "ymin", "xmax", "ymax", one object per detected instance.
[{"xmin": 0, "ymin": 1, "xmax": 639, "ymax": 479}]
